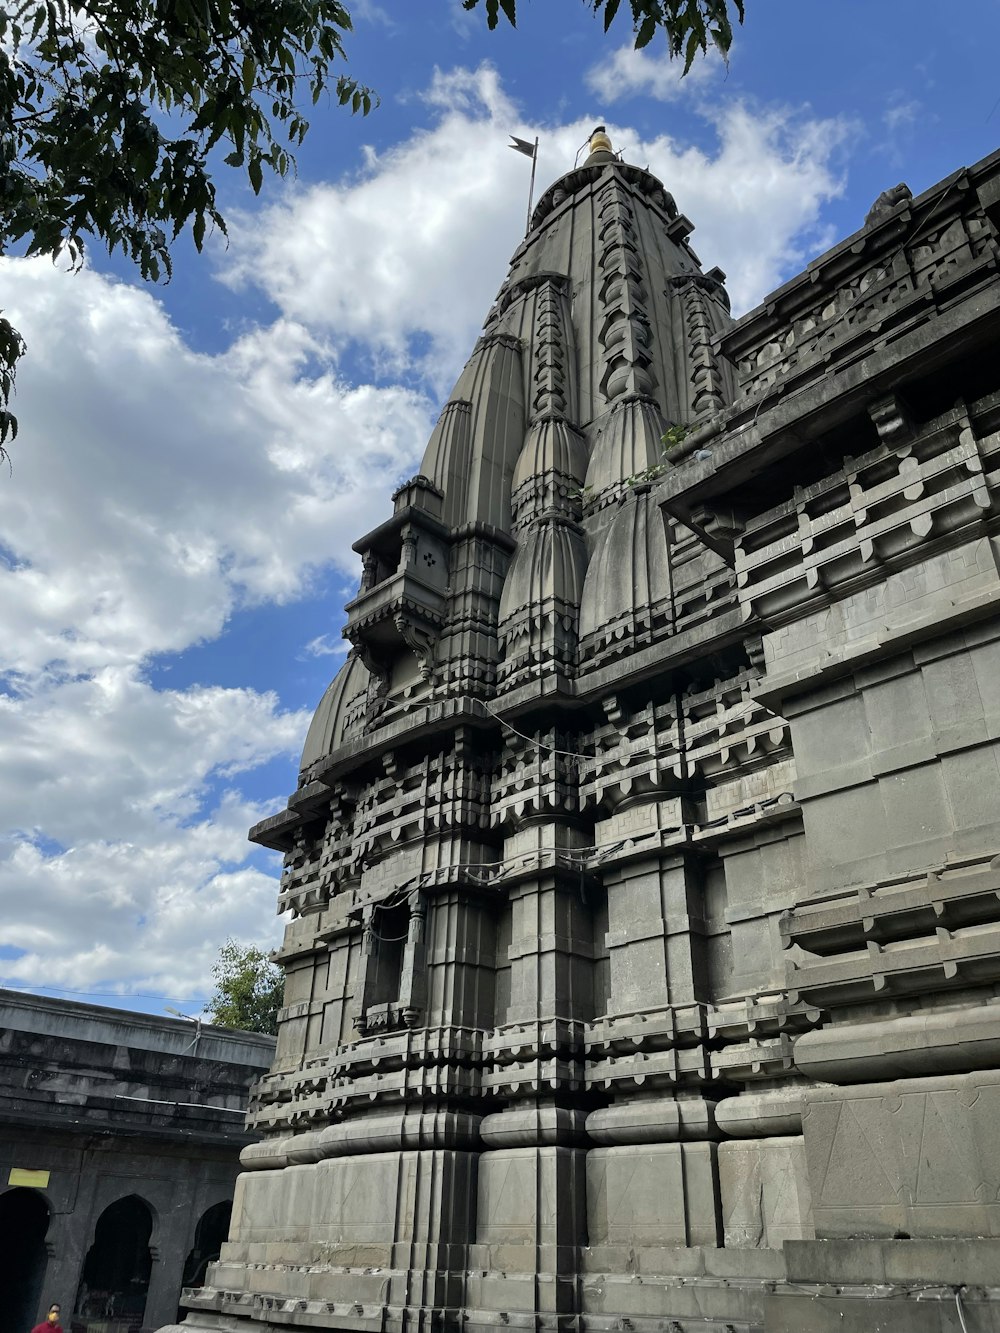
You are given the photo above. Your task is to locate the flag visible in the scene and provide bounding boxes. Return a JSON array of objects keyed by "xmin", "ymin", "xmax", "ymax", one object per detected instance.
[{"xmin": 509, "ymin": 135, "xmax": 536, "ymax": 159}]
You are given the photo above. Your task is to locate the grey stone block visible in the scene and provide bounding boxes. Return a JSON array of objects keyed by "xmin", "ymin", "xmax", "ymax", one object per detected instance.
[
  {"xmin": 802, "ymin": 1070, "xmax": 1000, "ymax": 1238},
  {"xmin": 477, "ymin": 1147, "xmax": 586, "ymax": 1247},
  {"xmin": 587, "ymin": 1143, "xmax": 720, "ymax": 1247},
  {"xmin": 719, "ymin": 1136, "xmax": 814, "ymax": 1248}
]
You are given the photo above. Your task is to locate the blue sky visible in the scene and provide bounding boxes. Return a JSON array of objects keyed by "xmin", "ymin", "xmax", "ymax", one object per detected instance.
[{"xmin": 1, "ymin": 0, "xmax": 999, "ymax": 1019}]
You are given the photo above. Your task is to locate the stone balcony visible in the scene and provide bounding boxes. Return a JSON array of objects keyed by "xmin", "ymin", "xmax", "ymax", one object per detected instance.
[
  {"xmin": 344, "ymin": 565, "xmax": 447, "ymax": 680},
  {"xmin": 343, "ymin": 478, "xmax": 451, "ymax": 686}
]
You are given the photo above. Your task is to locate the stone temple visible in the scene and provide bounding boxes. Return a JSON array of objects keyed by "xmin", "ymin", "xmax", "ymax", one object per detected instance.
[{"xmin": 181, "ymin": 132, "xmax": 1000, "ymax": 1331}]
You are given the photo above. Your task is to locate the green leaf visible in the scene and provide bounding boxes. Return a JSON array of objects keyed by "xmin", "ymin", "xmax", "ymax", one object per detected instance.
[
  {"xmin": 248, "ymin": 154, "xmax": 263, "ymax": 194},
  {"xmin": 207, "ymin": 938, "xmax": 284, "ymax": 1035},
  {"xmin": 635, "ymin": 14, "xmax": 656, "ymax": 47}
]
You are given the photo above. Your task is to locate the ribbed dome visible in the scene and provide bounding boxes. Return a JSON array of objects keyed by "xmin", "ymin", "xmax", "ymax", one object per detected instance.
[
  {"xmin": 300, "ymin": 652, "xmax": 370, "ymax": 772},
  {"xmin": 420, "ymin": 399, "xmax": 473, "ymax": 517},
  {"xmin": 512, "ymin": 418, "xmax": 588, "ymax": 494},
  {"xmin": 498, "ymin": 514, "xmax": 589, "ymax": 685},
  {"xmin": 419, "ymin": 334, "xmax": 524, "ymax": 531},
  {"xmin": 579, "ymin": 487, "xmax": 671, "ymax": 643},
  {"xmin": 499, "ymin": 515, "xmax": 588, "ymax": 626},
  {"xmin": 584, "ymin": 395, "xmax": 667, "ymax": 501}
]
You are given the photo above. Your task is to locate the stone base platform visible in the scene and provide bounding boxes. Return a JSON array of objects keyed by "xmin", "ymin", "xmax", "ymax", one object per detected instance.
[{"xmin": 166, "ymin": 1239, "xmax": 1000, "ymax": 1333}]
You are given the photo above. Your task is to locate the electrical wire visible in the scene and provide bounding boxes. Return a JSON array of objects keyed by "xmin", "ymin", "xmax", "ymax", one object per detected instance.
[
  {"xmin": 361, "ymin": 839, "xmax": 633, "ymax": 946},
  {"xmin": 114, "ymin": 1094, "xmax": 245, "ymax": 1114},
  {"xmin": 955, "ymin": 1287, "xmax": 971, "ymax": 1333},
  {"xmin": 371, "ymin": 687, "xmax": 769, "ymax": 765},
  {"xmin": 477, "ymin": 699, "xmax": 595, "ymax": 760},
  {"xmin": 0, "ymin": 980, "xmax": 205, "ymax": 1004},
  {"xmin": 371, "ymin": 692, "xmax": 662, "ymax": 763}
]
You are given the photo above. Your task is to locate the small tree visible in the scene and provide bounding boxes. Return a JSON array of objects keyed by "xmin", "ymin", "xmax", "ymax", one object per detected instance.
[{"xmin": 207, "ymin": 938, "xmax": 284, "ymax": 1035}]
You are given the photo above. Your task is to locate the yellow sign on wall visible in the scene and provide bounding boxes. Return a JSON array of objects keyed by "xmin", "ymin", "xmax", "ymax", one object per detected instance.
[{"xmin": 8, "ymin": 1167, "xmax": 50, "ymax": 1188}]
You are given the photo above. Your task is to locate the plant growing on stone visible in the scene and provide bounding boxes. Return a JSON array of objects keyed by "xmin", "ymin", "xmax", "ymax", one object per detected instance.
[{"xmin": 621, "ymin": 423, "xmax": 689, "ymax": 488}]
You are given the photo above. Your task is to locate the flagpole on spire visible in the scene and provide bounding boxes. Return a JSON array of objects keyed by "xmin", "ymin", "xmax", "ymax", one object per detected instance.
[{"xmin": 509, "ymin": 134, "xmax": 539, "ymax": 237}]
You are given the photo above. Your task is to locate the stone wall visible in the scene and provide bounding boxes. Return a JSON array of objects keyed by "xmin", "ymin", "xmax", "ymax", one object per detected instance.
[
  {"xmin": 178, "ymin": 142, "xmax": 1000, "ymax": 1332},
  {"xmin": 0, "ymin": 990, "xmax": 273, "ymax": 1333}
]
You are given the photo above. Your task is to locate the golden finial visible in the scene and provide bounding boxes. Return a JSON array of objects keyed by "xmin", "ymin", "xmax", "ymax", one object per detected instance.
[{"xmin": 589, "ymin": 125, "xmax": 614, "ymax": 156}]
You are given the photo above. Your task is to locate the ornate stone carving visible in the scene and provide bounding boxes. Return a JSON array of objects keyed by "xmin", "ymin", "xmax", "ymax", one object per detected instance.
[{"xmin": 231, "ymin": 134, "xmax": 1000, "ymax": 1333}]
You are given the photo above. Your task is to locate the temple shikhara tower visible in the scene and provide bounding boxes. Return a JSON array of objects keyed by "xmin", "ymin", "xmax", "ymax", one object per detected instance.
[{"xmin": 181, "ymin": 132, "xmax": 1000, "ymax": 1331}]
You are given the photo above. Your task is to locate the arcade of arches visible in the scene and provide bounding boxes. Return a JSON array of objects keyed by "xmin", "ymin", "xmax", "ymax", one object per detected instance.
[
  {"xmin": 0, "ymin": 1187, "xmax": 50, "ymax": 1333},
  {"xmin": 0, "ymin": 1188, "xmax": 231, "ymax": 1333},
  {"xmin": 0, "ymin": 990, "xmax": 274, "ymax": 1333}
]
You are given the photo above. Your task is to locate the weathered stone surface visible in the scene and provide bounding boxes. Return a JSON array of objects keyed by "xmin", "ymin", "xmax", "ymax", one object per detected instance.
[
  {"xmin": 802, "ymin": 1070, "xmax": 1000, "ymax": 1238},
  {"xmin": 718, "ymin": 1137, "xmax": 813, "ymax": 1248},
  {"xmin": 478, "ymin": 1146, "xmax": 586, "ymax": 1247},
  {"xmin": 794, "ymin": 1004, "xmax": 1000, "ymax": 1082},
  {"xmin": 181, "ymin": 135, "xmax": 1000, "ymax": 1333},
  {"xmin": 587, "ymin": 1143, "xmax": 721, "ymax": 1247}
]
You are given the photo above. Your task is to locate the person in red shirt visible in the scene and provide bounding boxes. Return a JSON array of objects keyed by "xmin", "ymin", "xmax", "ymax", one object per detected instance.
[{"xmin": 30, "ymin": 1304, "xmax": 62, "ymax": 1333}]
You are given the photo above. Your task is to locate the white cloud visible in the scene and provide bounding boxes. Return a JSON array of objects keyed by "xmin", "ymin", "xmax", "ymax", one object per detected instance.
[
  {"xmin": 586, "ymin": 42, "xmax": 724, "ymax": 105},
  {"xmin": 301, "ymin": 633, "xmax": 349, "ymax": 659},
  {"xmin": 885, "ymin": 98, "xmax": 920, "ymax": 134},
  {"xmin": 880, "ymin": 93, "xmax": 922, "ymax": 169},
  {"xmin": 1, "ymin": 669, "xmax": 306, "ymax": 844},
  {"xmin": 224, "ymin": 63, "xmax": 848, "ymax": 382},
  {"xmin": 0, "ymin": 262, "xmax": 432, "ymax": 679},
  {"xmin": 0, "ymin": 808, "xmax": 287, "ymax": 1002},
  {"xmin": 0, "ymin": 671, "xmax": 304, "ymax": 997},
  {"xmin": 0, "ymin": 61, "xmax": 855, "ymax": 1007},
  {"xmin": 224, "ymin": 64, "xmax": 531, "ymax": 384},
  {"xmin": 637, "ymin": 105, "xmax": 851, "ymax": 312},
  {"xmin": 0, "ymin": 259, "xmax": 431, "ymax": 1000}
]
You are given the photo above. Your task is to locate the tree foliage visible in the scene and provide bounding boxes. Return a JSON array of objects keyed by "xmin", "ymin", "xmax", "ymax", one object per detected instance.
[
  {"xmin": 0, "ymin": 0, "xmax": 745, "ymax": 464},
  {"xmin": 0, "ymin": 0, "xmax": 375, "ymax": 457},
  {"xmin": 464, "ymin": 0, "xmax": 745, "ymax": 67},
  {"xmin": 207, "ymin": 938, "xmax": 284, "ymax": 1035}
]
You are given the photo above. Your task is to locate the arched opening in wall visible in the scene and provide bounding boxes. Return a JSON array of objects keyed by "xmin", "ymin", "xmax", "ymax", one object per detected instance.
[
  {"xmin": 368, "ymin": 901, "xmax": 408, "ymax": 1007},
  {"xmin": 0, "ymin": 1187, "xmax": 50, "ymax": 1333},
  {"xmin": 73, "ymin": 1195, "xmax": 152, "ymax": 1333},
  {"xmin": 177, "ymin": 1200, "xmax": 232, "ymax": 1318}
]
